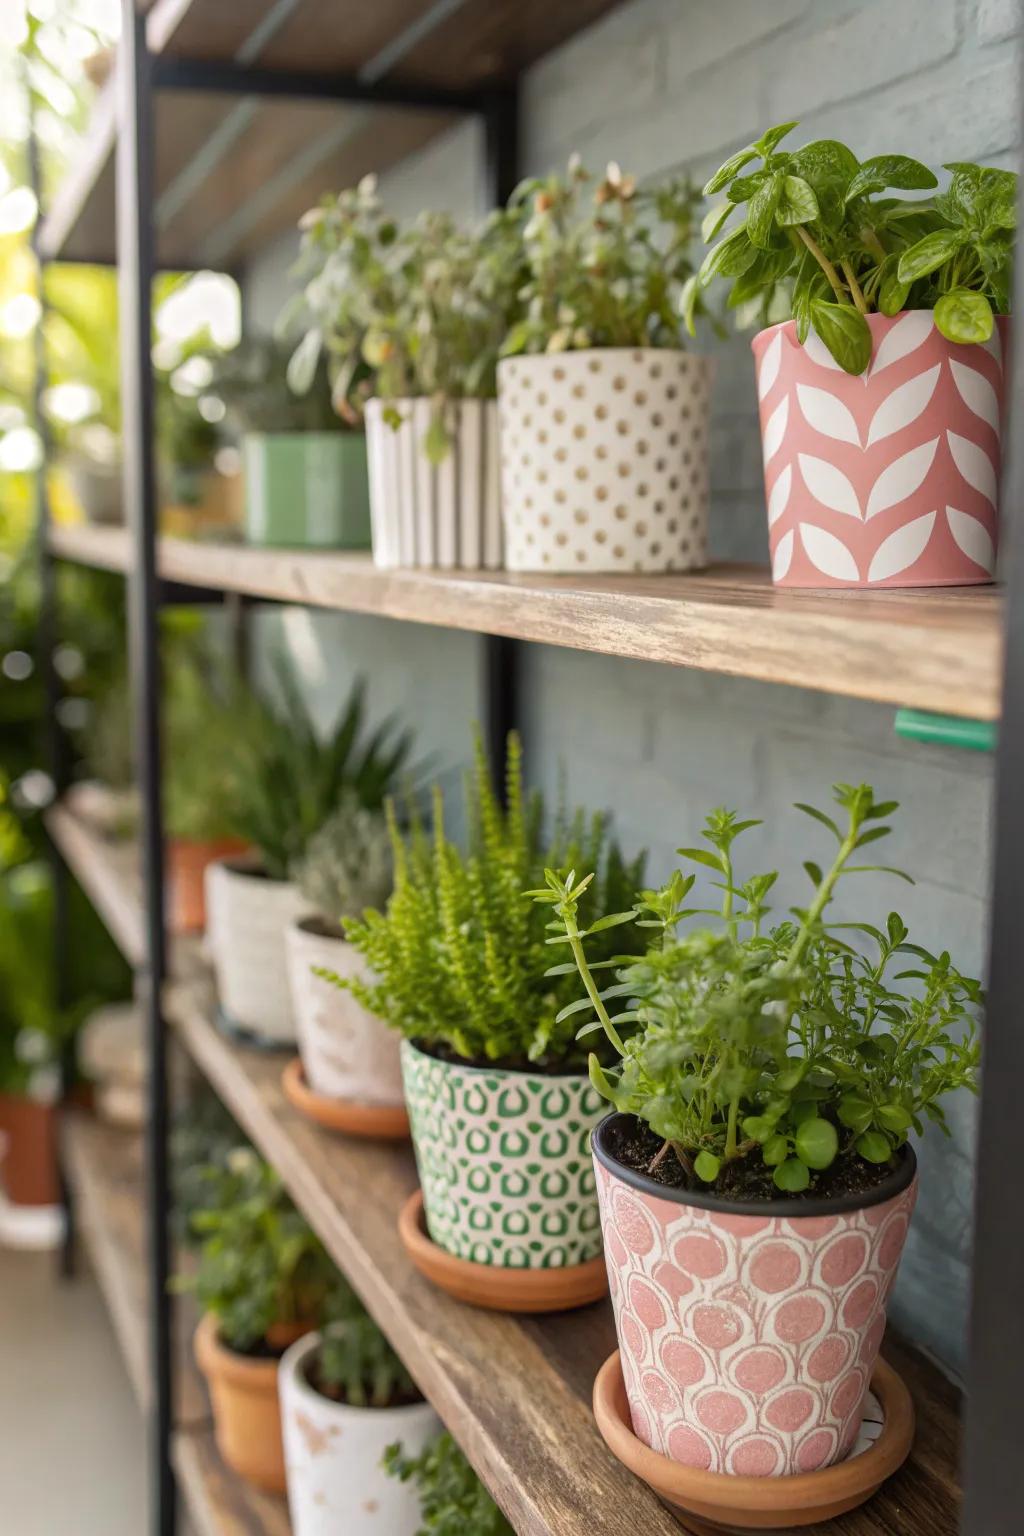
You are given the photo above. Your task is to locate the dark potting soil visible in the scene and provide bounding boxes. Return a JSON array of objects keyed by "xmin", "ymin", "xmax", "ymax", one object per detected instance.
[
  {"xmin": 304, "ymin": 1354, "xmax": 424, "ymax": 1410},
  {"xmin": 221, "ymin": 1335, "xmax": 289, "ymax": 1361},
  {"xmin": 414, "ymin": 1037, "xmax": 589, "ymax": 1077},
  {"xmin": 605, "ymin": 1117, "xmax": 897, "ymax": 1204}
]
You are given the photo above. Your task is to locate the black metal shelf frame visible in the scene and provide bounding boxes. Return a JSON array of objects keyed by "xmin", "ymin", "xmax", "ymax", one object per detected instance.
[{"xmin": 32, "ymin": 3, "xmax": 1024, "ymax": 1534}]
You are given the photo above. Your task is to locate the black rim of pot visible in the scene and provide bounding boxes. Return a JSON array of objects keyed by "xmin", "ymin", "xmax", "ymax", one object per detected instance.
[{"xmin": 592, "ymin": 1111, "xmax": 917, "ymax": 1218}]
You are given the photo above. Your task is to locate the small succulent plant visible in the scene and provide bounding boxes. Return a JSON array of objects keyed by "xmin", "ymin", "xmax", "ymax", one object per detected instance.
[{"xmin": 291, "ymin": 792, "xmax": 393, "ymax": 930}]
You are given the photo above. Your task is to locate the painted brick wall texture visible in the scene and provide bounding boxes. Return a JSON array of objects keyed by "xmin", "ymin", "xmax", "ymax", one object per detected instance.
[{"xmin": 245, "ymin": 0, "xmax": 1020, "ymax": 1376}]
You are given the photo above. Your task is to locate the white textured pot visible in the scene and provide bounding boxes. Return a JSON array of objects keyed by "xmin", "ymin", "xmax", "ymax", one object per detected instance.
[
  {"xmin": 280, "ymin": 1332, "xmax": 439, "ymax": 1536},
  {"xmin": 285, "ymin": 919, "xmax": 404, "ymax": 1104},
  {"xmin": 497, "ymin": 348, "xmax": 712, "ymax": 573},
  {"xmin": 364, "ymin": 397, "xmax": 502, "ymax": 569},
  {"xmin": 204, "ymin": 860, "xmax": 306, "ymax": 1044}
]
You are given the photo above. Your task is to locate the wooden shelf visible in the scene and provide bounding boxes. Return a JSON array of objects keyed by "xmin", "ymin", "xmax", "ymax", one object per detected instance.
[
  {"xmin": 48, "ymin": 523, "xmax": 1003, "ymax": 719},
  {"xmin": 46, "ymin": 797, "xmax": 146, "ymax": 966},
  {"xmin": 40, "ymin": 0, "xmax": 622, "ymax": 268},
  {"xmin": 173, "ymin": 1430, "xmax": 291, "ymax": 1536}
]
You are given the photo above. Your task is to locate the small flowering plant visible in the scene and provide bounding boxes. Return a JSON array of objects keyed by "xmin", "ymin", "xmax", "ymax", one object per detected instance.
[
  {"xmin": 501, "ymin": 155, "xmax": 707, "ymax": 357},
  {"xmin": 533, "ymin": 785, "xmax": 981, "ymax": 1197}
]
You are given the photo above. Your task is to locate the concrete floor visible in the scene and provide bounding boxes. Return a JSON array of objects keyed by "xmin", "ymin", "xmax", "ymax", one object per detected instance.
[{"xmin": 0, "ymin": 1245, "xmax": 146, "ymax": 1535}]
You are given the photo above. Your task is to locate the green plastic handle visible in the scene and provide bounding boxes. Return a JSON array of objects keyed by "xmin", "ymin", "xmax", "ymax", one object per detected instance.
[{"xmin": 894, "ymin": 709, "xmax": 997, "ymax": 753}]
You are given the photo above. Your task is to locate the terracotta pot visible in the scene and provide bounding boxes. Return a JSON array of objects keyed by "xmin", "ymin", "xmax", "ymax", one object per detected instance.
[
  {"xmin": 279, "ymin": 1331, "xmax": 440, "ymax": 1536},
  {"xmin": 401, "ymin": 1039, "xmax": 605, "ymax": 1270},
  {"xmin": 753, "ymin": 312, "xmax": 1007, "ymax": 588},
  {"xmin": 0, "ymin": 1094, "xmax": 59, "ymax": 1207},
  {"xmin": 285, "ymin": 919, "xmax": 403, "ymax": 1106},
  {"xmin": 204, "ymin": 859, "xmax": 306, "ymax": 1044},
  {"xmin": 194, "ymin": 1312, "xmax": 310, "ymax": 1493},
  {"xmin": 364, "ymin": 398, "xmax": 502, "ymax": 569},
  {"xmin": 167, "ymin": 837, "xmax": 246, "ymax": 934},
  {"xmin": 593, "ymin": 1113, "xmax": 917, "ymax": 1478},
  {"xmin": 497, "ymin": 348, "xmax": 712, "ymax": 573}
]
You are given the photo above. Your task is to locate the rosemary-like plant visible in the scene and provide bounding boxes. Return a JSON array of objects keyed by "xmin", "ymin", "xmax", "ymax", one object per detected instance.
[
  {"xmin": 312, "ymin": 1276, "xmax": 415, "ymax": 1408},
  {"xmin": 291, "ymin": 793, "xmax": 393, "ymax": 929}
]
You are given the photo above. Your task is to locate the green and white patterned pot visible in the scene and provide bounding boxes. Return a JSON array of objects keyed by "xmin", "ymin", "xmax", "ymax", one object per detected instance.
[
  {"xmin": 400, "ymin": 1039, "xmax": 606, "ymax": 1269},
  {"xmin": 243, "ymin": 431, "xmax": 371, "ymax": 549}
]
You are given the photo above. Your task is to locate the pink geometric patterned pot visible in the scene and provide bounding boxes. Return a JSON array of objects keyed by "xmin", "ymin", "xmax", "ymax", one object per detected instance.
[
  {"xmin": 752, "ymin": 312, "xmax": 1007, "ymax": 589},
  {"xmin": 593, "ymin": 1114, "xmax": 917, "ymax": 1478}
]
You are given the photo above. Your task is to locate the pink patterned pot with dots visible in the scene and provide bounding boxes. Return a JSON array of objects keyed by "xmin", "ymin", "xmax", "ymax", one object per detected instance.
[
  {"xmin": 752, "ymin": 312, "xmax": 1008, "ymax": 589},
  {"xmin": 593, "ymin": 1114, "xmax": 917, "ymax": 1478}
]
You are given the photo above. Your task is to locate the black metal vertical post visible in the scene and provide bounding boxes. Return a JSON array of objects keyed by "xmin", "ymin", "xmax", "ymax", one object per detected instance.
[
  {"xmin": 962, "ymin": 39, "xmax": 1024, "ymax": 1532},
  {"xmin": 116, "ymin": 9, "xmax": 175, "ymax": 1534},
  {"xmin": 483, "ymin": 86, "xmax": 520, "ymax": 779}
]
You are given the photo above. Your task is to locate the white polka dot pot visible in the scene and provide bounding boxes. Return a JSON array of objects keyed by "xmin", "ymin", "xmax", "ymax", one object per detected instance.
[
  {"xmin": 497, "ymin": 348, "xmax": 712, "ymax": 573},
  {"xmin": 593, "ymin": 1114, "xmax": 917, "ymax": 1477},
  {"xmin": 204, "ymin": 859, "xmax": 306, "ymax": 1045},
  {"xmin": 400, "ymin": 1039, "xmax": 607, "ymax": 1268},
  {"xmin": 285, "ymin": 920, "xmax": 404, "ymax": 1106},
  {"xmin": 279, "ymin": 1332, "xmax": 440, "ymax": 1536},
  {"xmin": 364, "ymin": 397, "xmax": 502, "ymax": 569}
]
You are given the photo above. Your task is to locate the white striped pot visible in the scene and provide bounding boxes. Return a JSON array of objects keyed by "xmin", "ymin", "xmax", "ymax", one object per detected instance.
[
  {"xmin": 401, "ymin": 1039, "xmax": 606, "ymax": 1268},
  {"xmin": 365, "ymin": 398, "xmax": 502, "ymax": 569},
  {"xmin": 593, "ymin": 1114, "xmax": 917, "ymax": 1478},
  {"xmin": 284, "ymin": 920, "xmax": 404, "ymax": 1105},
  {"xmin": 279, "ymin": 1332, "xmax": 439, "ymax": 1536},
  {"xmin": 204, "ymin": 860, "xmax": 306, "ymax": 1045},
  {"xmin": 497, "ymin": 348, "xmax": 712, "ymax": 573}
]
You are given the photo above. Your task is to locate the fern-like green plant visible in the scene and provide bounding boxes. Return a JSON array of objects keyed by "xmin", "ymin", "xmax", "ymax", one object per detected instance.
[
  {"xmin": 291, "ymin": 793, "xmax": 393, "ymax": 929},
  {"xmin": 338, "ymin": 733, "xmax": 644, "ymax": 1065},
  {"xmin": 383, "ymin": 1433, "xmax": 513, "ymax": 1536}
]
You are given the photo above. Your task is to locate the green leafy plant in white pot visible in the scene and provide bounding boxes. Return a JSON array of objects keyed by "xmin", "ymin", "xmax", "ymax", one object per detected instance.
[
  {"xmin": 283, "ymin": 794, "xmax": 407, "ymax": 1134},
  {"xmin": 207, "ymin": 334, "xmax": 370, "ymax": 550},
  {"xmin": 285, "ymin": 175, "xmax": 524, "ymax": 570},
  {"xmin": 334, "ymin": 732, "xmax": 645, "ymax": 1311},
  {"xmin": 498, "ymin": 157, "xmax": 711, "ymax": 574},
  {"xmin": 205, "ymin": 671, "xmax": 411, "ymax": 1046}
]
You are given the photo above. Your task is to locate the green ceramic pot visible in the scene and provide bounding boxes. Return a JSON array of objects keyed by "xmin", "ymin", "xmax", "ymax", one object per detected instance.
[
  {"xmin": 243, "ymin": 431, "xmax": 371, "ymax": 549},
  {"xmin": 400, "ymin": 1039, "xmax": 606, "ymax": 1269}
]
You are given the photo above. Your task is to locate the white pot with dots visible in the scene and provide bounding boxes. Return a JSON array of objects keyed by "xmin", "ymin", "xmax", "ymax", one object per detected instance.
[{"xmin": 497, "ymin": 348, "xmax": 712, "ymax": 574}]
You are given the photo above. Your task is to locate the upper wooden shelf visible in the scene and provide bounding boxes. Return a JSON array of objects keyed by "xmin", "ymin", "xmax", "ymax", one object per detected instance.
[
  {"xmin": 40, "ymin": 0, "xmax": 623, "ymax": 267},
  {"xmin": 47, "ymin": 522, "xmax": 1003, "ymax": 719}
]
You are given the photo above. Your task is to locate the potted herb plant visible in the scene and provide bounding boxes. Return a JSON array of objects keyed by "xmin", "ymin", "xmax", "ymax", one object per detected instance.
[
  {"xmin": 205, "ymin": 670, "xmax": 411, "ymax": 1046},
  {"xmin": 535, "ymin": 785, "xmax": 980, "ymax": 1497},
  {"xmin": 284, "ymin": 794, "xmax": 405, "ymax": 1134},
  {"xmin": 279, "ymin": 1276, "xmax": 439, "ymax": 1534},
  {"xmin": 383, "ymin": 1432, "xmax": 513, "ymax": 1535},
  {"xmin": 498, "ymin": 157, "xmax": 711, "ymax": 574},
  {"xmin": 691, "ymin": 123, "xmax": 1013, "ymax": 588},
  {"xmin": 285, "ymin": 176, "xmax": 523, "ymax": 570},
  {"xmin": 207, "ymin": 334, "xmax": 371, "ymax": 550},
  {"xmin": 336, "ymin": 732, "xmax": 644, "ymax": 1310},
  {"xmin": 183, "ymin": 1149, "xmax": 335, "ymax": 1493}
]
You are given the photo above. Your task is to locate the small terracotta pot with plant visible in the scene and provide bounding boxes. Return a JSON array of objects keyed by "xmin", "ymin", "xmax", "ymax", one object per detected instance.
[
  {"xmin": 498, "ymin": 156, "xmax": 713, "ymax": 575},
  {"xmin": 383, "ymin": 1431, "xmax": 513, "ymax": 1535},
  {"xmin": 333, "ymin": 731, "xmax": 645, "ymax": 1312},
  {"xmin": 283, "ymin": 794, "xmax": 407, "ymax": 1135},
  {"xmin": 180, "ymin": 1148, "xmax": 336, "ymax": 1493},
  {"xmin": 535, "ymin": 784, "xmax": 980, "ymax": 1515},
  {"xmin": 286, "ymin": 176, "xmax": 524, "ymax": 570},
  {"xmin": 691, "ymin": 122, "xmax": 1013, "ymax": 588},
  {"xmin": 279, "ymin": 1276, "xmax": 438, "ymax": 1535}
]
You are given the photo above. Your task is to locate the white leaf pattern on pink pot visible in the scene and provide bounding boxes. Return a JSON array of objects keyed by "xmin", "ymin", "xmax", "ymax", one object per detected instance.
[
  {"xmin": 864, "ymin": 438, "xmax": 939, "ymax": 520},
  {"xmin": 946, "ymin": 506, "xmax": 996, "ymax": 575},
  {"xmin": 771, "ymin": 528, "xmax": 794, "ymax": 581},
  {"xmin": 798, "ymin": 454, "xmax": 861, "ymax": 519},
  {"xmin": 767, "ymin": 464, "xmax": 792, "ymax": 528},
  {"xmin": 868, "ymin": 311, "xmax": 933, "ymax": 376},
  {"xmin": 950, "ymin": 360, "xmax": 1001, "ymax": 436},
  {"xmin": 762, "ymin": 395, "xmax": 789, "ymax": 467},
  {"xmin": 800, "ymin": 524, "xmax": 859, "ymax": 582},
  {"xmin": 796, "ymin": 384, "xmax": 860, "ymax": 445},
  {"xmin": 866, "ymin": 511, "xmax": 937, "ymax": 583},
  {"xmin": 947, "ymin": 431, "xmax": 998, "ymax": 506},
  {"xmin": 865, "ymin": 364, "xmax": 940, "ymax": 445},
  {"xmin": 758, "ymin": 330, "xmax": 782, "ymax": 400}
]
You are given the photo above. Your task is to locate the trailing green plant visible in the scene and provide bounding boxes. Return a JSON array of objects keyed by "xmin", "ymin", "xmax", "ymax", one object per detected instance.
[
  {"xmin": 383, "ymin": 1433, "xmax": 513, "ymax": 1536},
  {"xmin": 688, "ymin": 120, "xmax": 1016, "ymax": 372},
  {"xmin": 228, "ymin": 667, "xmax": 413, "ymax": 881},
  {"xmin": 291, "ymin": 792, "xmax": 393, "ymax": 930},
  {"xmin": 533, "ymin": 785, "xmax": 981, "ymax": 1196},
  {"xmin": 502, "ymin": 155, "xmax": 706, "ymax": 356},
  {"xmin": 311, "ymin": 1275, "xmax": 416, "ymax": 1408},
  {"xmin": 282, "ymin": 175, "xmax": 525, "ymax": 461},
  {"xmin": 176, "ymin": 1148, "xmax": 334, "ymax": 1352},
  {"xmin": 203, "ymin": 334, "xmax": 343, "ymax": 435},
  {"xmin": 336, "ymin": 732, "xmax": 644, "ymax": 1065}
]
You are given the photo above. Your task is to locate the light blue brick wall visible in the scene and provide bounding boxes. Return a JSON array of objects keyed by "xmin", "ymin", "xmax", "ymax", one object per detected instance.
[{"xmin": 244, "ymin": 0, "xmax": 1020, "ymax": 1376}]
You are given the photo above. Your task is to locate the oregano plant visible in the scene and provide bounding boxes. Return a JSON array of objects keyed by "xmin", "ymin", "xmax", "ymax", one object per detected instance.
[{"xmin": 534, "ymin": 785, "xmax": 981, "ymax": 1197}]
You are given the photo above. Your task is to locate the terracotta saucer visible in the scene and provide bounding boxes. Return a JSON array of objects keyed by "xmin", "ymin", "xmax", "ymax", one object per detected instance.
[
  {"xmin": 593, "ymin": 1350, "xmax": 914, "ymax": 1532},
  {"xmin": 281, "ymin": 1058, "xmax": 410, "ymax": 1140},
  {"xmin": 398, "ymin": 1188, "xmax": 608, "ymax": 1313}
]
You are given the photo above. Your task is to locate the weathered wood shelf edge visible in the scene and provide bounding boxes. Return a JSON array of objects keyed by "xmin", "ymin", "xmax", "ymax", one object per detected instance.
[{"xmin": 47, "ymin": 523, "xmax": 1003, "ymax": 720}]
